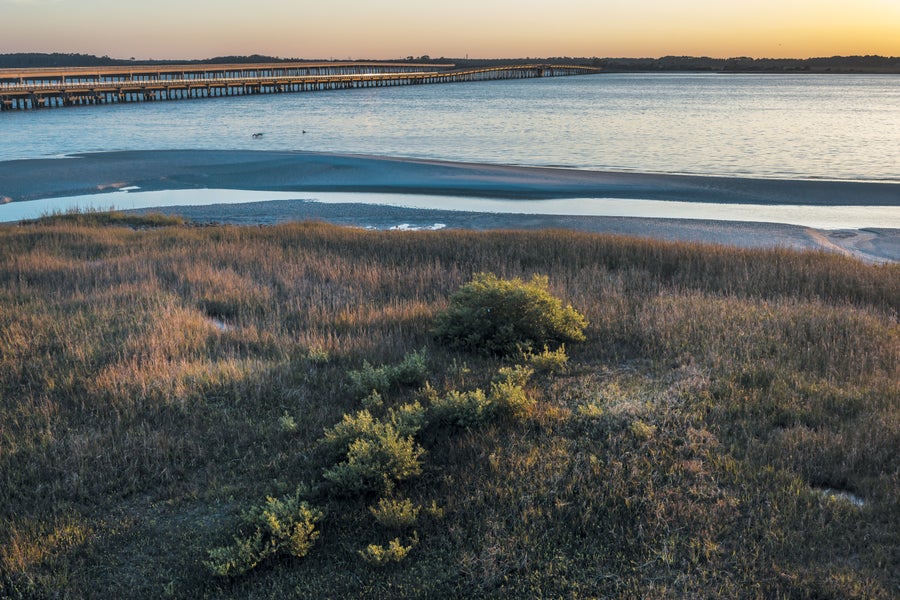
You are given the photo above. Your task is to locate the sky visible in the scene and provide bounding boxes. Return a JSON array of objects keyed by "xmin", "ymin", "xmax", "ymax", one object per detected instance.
[{"xmin": 1, "ymin": 0, "xmax": 898, "ymax": 60}]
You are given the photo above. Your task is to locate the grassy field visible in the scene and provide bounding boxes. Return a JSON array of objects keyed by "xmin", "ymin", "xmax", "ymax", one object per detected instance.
[{"xmin": 1, "ymin": 213, "xmax": 897, "ymax": 598}]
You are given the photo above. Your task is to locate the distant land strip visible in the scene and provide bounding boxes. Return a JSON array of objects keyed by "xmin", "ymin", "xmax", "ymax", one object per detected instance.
[{"xmin": 1, "ymin": 53, "xmax": 899, "ymax": 73}]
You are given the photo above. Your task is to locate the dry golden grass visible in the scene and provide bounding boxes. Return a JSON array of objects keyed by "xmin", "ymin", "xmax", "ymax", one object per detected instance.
[{"xmin": 0, "ymin": 216, "xmax": 897, "ymax": 598}]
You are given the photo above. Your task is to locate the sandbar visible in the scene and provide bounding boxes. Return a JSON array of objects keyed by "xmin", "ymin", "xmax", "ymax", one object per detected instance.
[
  {"xmin": 2, "ymin": 149, "xmax": 898, "ymax": 204},
  {"xmin": 1, "ymin": 150, "xmax": 897, "ymax": 262},
  {"xmin": 127, "ymin": 199, "xmax": 897, "ymax": 263}
]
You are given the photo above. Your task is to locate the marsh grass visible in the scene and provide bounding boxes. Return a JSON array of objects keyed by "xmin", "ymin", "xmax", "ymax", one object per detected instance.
[
  {"xmin": 0, "ymin": 218, "xmax": 897, "ymax": 598},
  {"xmin": 25, "ymin": 209, "xmax": 187, "ymax": 228}
]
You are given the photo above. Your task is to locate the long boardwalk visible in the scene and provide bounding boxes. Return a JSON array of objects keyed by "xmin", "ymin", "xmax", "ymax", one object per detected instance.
[{"xmin": 0, "ymin": 62, "xmax": 599, "ymax": 111}]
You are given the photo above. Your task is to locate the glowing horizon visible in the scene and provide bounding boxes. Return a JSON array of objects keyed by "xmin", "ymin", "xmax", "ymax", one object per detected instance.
[{"xmin": 1, "ymin": 0, "xmax": 897, "ymax": 61}]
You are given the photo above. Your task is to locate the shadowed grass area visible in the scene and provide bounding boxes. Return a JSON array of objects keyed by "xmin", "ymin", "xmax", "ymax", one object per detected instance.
[{"xmin": 0, "ymin": 217, "xmax": 897, "ymax": 598}]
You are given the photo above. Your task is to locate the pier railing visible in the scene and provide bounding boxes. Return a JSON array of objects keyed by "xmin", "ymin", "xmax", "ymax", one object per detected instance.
[{"xmin": 0, "ymin": 62, "xmax": 599, "ymax": 111}]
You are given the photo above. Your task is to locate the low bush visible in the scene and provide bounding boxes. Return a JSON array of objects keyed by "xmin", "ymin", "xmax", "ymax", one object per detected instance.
[
  {"xmin": 348, "ymin": 362, "xmax": 393, "ymax": 398},
  {"xmin": 279, "ymin": 412, "xmax": 298, "ymax": 434},
  {"xmin": 524, "ymin": 344, "xmax": 570, "ymax": 373},
  {"xmin": 348, "ymin": 349, "xmax": 428, "ymax": 398},
  {"xmin": 629, "ymin": 419, "xmax": 657, "ymax": 440},
  {"xmin": 493, "ymin": 364, "xmax": 534, "ymax": 387},
  {"xmin": 205, "ymin": 490, "xmax": 323, "ymax": 577},
  {"xmin": 427, "ymin": 365, "xmax": 534, "ymax": 426},
  {"xmin": 392, "ymin": 349, "xmax": 429, "ymax": 386},
  {"xmin": 320, "ymin": 403, "xmax": 425, "ymax": 460},
  {"xmin": 432, "ymin": 273, "xmax": 587, "ymax": 355},
  {"xmin": 387, "ymin": 401, "xmax": 427, "ymax": 437},
  {"xmin": 323, "ymin": 431, "xmax": 424, "ymax": 494},
  {"xmin": 304, "ymin": 346, "xmax": 331, "ymax": 364},
  {"xmin": 320, "ymin": 409, "xmax": 380, "ymax": 460},
  {"xmin": 320, "ymin": 403, "xmax": 426, "ymax": 494},
  {"xmin": 359, "ymin": 534, "xmax": 418, "ymax": 566},
  {"xmin": 429, "ymin": 388, "xmax": 493, "ymax": 427},
  {"xmin": 369, "ymin": 495, "xmax": 421, "ymax": 530},
  {"xmin": 489, "ymin": 379, "xmax": 534, "ymax": 419},
  {"xmin": 361, "ymin": 390, "xmax": 384, "ymax": 410}
]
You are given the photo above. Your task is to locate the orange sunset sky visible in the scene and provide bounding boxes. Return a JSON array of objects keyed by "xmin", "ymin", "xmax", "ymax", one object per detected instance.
[{"xmin": 1, "ymin": 0, "xmax": 898, "ymax": 60}]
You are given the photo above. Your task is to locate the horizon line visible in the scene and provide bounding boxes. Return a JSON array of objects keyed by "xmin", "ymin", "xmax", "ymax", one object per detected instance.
[{"xmin": 2, "ymin": 51, "xmax": 898, "ymax": 62}]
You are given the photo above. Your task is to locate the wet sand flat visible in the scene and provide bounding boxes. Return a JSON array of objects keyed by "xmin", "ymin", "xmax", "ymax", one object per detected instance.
[
  {"xmin": 2, "ymin": 149, "xmax": 899, "ymax": 205},
  {"xmin": 1, "ymin": 150, "xmax": 897, "ymax": 262}
]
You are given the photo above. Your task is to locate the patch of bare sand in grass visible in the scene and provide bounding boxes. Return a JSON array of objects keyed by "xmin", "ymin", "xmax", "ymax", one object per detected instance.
[{"xmin": 804, "ymin": 228, "xmax": 900, "ymax": 263}]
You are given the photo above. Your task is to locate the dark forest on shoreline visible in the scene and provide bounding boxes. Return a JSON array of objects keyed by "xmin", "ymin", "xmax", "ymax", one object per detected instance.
[{"xmin": 2, "ymin": 52, "xmax": 898, "ymax": 73}]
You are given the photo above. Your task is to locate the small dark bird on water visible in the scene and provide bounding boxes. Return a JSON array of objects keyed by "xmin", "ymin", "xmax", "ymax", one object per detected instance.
[{"xmin": 252, "ymin": 132, "xmax": 264, "ymax": 138}]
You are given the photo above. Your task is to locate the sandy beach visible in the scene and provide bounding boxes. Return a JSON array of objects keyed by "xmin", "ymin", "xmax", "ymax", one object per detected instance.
[{"xmin": 1, "ymin": 149, "xmax": 897, "ymax": 262}]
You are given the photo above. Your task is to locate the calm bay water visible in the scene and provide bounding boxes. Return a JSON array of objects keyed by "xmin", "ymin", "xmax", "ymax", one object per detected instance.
[{"xmin": 1, "ymin": 73, "xmax": 899, "ymax": 182}]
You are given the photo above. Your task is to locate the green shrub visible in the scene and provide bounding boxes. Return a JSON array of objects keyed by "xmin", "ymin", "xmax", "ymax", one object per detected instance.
[
  {"xmin": 427, "ymin": 365, "xmax": 535, "ymax": 427},
  {"xmin": 424, "ymin": 500, "xmax": 445, "ymax": 520},
  {"xmin": 630, "ymin": 419, "xmax": 657, "ymax": 440},
  {"xmin": 524, "ymin": 344, "xmax": 570, "ymax": 374},
  {"xmin": 279, "ymin": 412, "xmax": 298, "ymax": 434},
  {"xmin": 320, "ymin": 403, "xmax": 425, "ymax": 461},
  {"xmin": 323, "ymin": 429, "xmax": 425, "ymax": 494},
  {"xmin": 361, "ymin": 390, "xmax": 384, "ymax": 410},
  {"xmin": 493, "ymin": 364, "xmax": 534, "ymax": 387},
  {"xmin": 305, "ymin": 346, "xmax": 331, "ymax": 364},
  {"xmin": 432, "ymin": 273, "xmax": 587, "ymax": 355},
  {"xmin": 359, "ymin": 534, "xmax": 418, "ymax": 566},
  {"xmin": 387, "ymin": 401, "xmax": 427, "ymax": 437},
  {"xmin": 320, "ymin": 409, "xmax": 379, "ymax": 460},
  {"xmin": 348, "ymin": 349, "xmax": 428, "ymax": 397},
  {"xmin": 349, "ymin": 361, "xmax": 394, "ymax": 398},
  {"xmin": 429, "ymin": 389, "xmax": 493, "ymax": 427},
  {"xmin": 577, "ymin": 401, "xmax": 605, "ymax": 419},
  {"xmin": 320, "ymin": 403, "xmax": 426, "ymax": 495},
  {"xmin": 205, "ymin": 490, "xmax": 323, "ymax": 577},
  {"xmin": 369, "ymin": 495, "xmax": 421, "ymax": 529},
  {"xmin": 392, "ymin": 349, "xmax": 428, "ymax": 386},
  {"xmin": 205, "ymin": 531, "xmax": 267, "ymax": 579},
  {"xmin": 489, "ymin": 380, "xmax": 534, "ymax": 419}
]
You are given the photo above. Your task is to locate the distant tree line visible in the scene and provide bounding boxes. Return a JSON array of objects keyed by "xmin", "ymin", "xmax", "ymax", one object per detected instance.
[
  {"xmin": 592, "ymin": 55, "xmax": 900, "ymax": 73},
  {"xmin": 0, "ymin": 53, "xmax": 307, "ymax": 69},
  {"xmin": 1, "ymin": 52, "xmax": 897, "ymax": 73}
]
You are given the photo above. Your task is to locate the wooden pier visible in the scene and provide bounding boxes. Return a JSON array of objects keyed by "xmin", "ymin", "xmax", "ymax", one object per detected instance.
[{"xmin": 0, "ymin": 62, "xmax": 599, "ymax": 111}]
